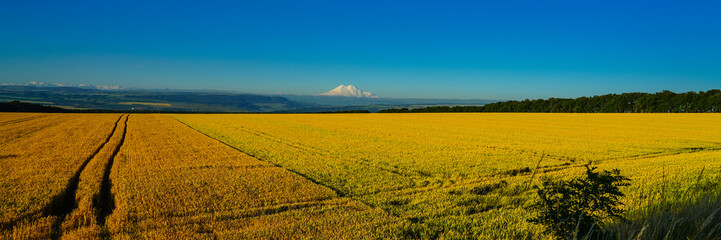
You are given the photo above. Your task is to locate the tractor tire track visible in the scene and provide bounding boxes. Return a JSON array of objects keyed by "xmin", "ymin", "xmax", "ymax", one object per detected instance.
[
  {"xmin": 94, "ymin": 114, "xmax": 129, "ymax": 226},
  {"xmin": 41, "ymin": 114, "xmax": 124, "ymax": 240}
]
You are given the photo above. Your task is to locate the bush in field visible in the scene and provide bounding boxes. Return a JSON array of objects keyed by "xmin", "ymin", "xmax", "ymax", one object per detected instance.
[{"xmin": 530, "ymin": 165, "xmax": 630, "ymax": 239}]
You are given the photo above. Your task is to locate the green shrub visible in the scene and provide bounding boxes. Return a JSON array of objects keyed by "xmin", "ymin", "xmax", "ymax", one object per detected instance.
[{"xmin": 529, "ymin": 165, "xmax": 630, "ymax": 239}]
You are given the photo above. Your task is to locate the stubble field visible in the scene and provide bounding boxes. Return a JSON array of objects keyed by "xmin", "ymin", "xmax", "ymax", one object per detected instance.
[{"xmin": 1, "ymin": 113, "xmax": 720, "ymax": 239}]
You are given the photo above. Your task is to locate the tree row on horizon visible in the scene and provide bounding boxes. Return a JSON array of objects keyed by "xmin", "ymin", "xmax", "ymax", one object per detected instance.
[{"xmin": 379, "ymin": 90, "xmax": 721, "ymax": 113}]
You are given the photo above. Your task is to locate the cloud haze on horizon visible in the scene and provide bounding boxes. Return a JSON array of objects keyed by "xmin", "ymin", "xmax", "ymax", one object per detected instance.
[{"xmin": 1, "ymin": 1, "xmax": 719, "ymax": 100}]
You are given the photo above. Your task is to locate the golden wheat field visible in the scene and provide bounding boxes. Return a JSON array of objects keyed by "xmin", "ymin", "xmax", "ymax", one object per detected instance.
[{"xmin": 1, "ymin": 112, "xmax": 721, "ymax": 239}]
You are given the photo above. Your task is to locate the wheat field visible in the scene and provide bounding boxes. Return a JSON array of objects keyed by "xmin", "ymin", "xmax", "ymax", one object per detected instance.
[
  {"xmin": 0, "ymin": 113, "xmax": 122, "ymax": 239},
  {"xmin": 1, "ymin": 113, "xmax": 720, "ymax": 239},
  {"xmin": 173, "ymin": 113, "xmax": 721, "ymax": 238}
]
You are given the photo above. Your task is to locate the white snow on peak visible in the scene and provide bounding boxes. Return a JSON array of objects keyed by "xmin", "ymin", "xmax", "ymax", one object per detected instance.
[{"xmin": 318, "ymin": 85, "xmax": 378, "ymax": 98}]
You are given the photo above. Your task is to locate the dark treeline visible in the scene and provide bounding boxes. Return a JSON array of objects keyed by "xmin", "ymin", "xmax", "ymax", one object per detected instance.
[
  {"xmin": 317, "ymin": 110, "xmax": 371, "ymax": 113},
  {"xmin": 379, "ymin": 90, "xmax": 721, "ymax": 113},
  {"xmin": 0, "ymin": 101, "xmax": 70, "ymax": 112}
]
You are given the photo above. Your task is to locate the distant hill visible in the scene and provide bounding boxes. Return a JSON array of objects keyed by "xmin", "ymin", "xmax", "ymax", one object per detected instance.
[
  {"xmin": 380, "ymin": 90, "xmax": 721, "ymax": 113},
  {"xmin": 0, "ymin": 85, "xmax": 308, "ymax": 112}
]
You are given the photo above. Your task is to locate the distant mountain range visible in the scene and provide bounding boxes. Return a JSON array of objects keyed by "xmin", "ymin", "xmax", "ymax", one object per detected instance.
[
  {"xmin": 0, "ymin": 85, "xmax": 306, "ymax": 112},
  {"xmin": 0, "ymin": 81, "xmax": 121, "ymax": 90},
  {"xmin": 0, "ymin": 83, "xmax": 496, "ymax": 112}
]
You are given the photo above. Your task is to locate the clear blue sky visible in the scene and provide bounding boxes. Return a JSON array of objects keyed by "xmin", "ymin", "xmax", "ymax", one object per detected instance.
[{"xmin": 1, "ymin": 1, "xmax": 719, "ymax": 99}]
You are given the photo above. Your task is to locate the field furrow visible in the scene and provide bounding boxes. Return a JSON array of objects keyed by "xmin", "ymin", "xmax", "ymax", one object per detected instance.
[
  {"xmin": 0, "ymin": 113, "xmax": 48, "ymax": 127},
  {"xmin": 0, "ymin": 115, "xmax": 66, "ymax": 145}
]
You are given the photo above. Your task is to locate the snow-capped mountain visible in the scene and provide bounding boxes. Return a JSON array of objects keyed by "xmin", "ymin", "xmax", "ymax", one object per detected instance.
[{"xmin": 318, "ymin": 85, "xmax": 378, "ymax": 98}]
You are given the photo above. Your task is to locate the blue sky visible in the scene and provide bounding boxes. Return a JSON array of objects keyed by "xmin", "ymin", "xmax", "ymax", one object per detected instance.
[{"xmin": 1, "ymin": 1, "xmax": 719, "ymax": 99}]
